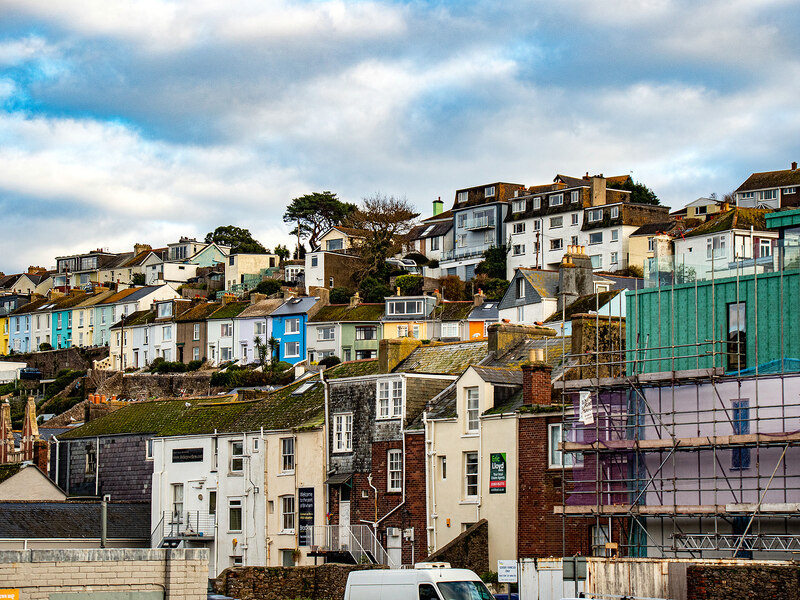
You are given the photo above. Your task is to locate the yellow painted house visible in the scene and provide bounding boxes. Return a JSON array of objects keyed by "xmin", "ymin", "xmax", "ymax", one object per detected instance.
[
  {"xmin": 0, "ymin": 316, "xmax": 8, "ymax": 355},
  {"xmin": 381, "ymin": 295, "xmax": 481, "ymax": 342}
]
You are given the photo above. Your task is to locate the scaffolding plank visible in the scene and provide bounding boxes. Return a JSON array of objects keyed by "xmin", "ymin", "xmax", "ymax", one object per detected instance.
[
  {"xmin": 555, "ymin": 502, "xmax": 800, "ymax": 516},
  {"xmin": 555, "ymin": 368, "xmax": 724, "ymax": 390},
  {"xmin": 563, "ymin": 431, "xmax": 800, "ymax": 452}
]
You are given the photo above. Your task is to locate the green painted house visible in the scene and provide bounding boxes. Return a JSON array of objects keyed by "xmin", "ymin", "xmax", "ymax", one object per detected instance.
[{"xmin": 306, "ymin": 302, "xmax": 385, "ymax": 363}]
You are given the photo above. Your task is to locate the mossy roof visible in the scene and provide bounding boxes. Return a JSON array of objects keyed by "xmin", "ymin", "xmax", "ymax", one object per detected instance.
[
  {"xmin": 736, "ymin": 168, "xmax": 800, "ymax": 192},
  {"xmin": 175, "ymin": 302, "xmax": 222, "ymax": 322},
  {"xmin": 10, "ymin": 297, "xmax": 50, "ymax": 315},
  {"xmin": 0, "ymin": 464, "xmax": 22, "ymax": 484},
  {"xmin": 684, "ymin": 208, "xmax": 771, "ymax": 237},
  {"xmin": 208, "ymin": 302, "xmax": 249, "ymax": 319},
  {"xmin": 394, "ymin": 340, "xmax": 488, "ymax": 375},
  {"xmin": 59, "ymin": 360, "xmax": 383, "ymax": 439},
  {"xmin": 544, "ymin": 290, "xmax": 621, "ymax": 323},
  {"xmin": 435, "ymin": 301, "xmax": 474, "ymax": 321},
  {"xmin": 110, "ymin": 309, "xmax": 155, "ymax": 329},
  {"xmin": 310, "ymin": 303, "xmax": 385, "ymax": 323}
]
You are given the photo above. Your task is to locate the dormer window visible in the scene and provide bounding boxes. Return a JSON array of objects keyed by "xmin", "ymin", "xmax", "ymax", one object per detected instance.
[
  {"xmin": 157, "ymin": 303, "xmax": 172, "ymax": 318},
  {"xmin": 533, "ymin": 197, "xmax": 542, "ymax": 210},
  {"xmin": 485, "ymin": 186, "xmax": 495, "ymax": 198},
  {"xmin": 457, "ymin": 191, "xmax": 468, "ymax": 203},
  {"xmin": 549, "ymin": 194, "xmax": 563, "ymax": 207},
  {"xmin": 387, "ymin": 300, "xmax": 423, "ymax": 316},
  {"xmin": 571, "ymin": 190, "xmax": 580, "ymax": 203},
  {"xmin": 587, "ymin": 209, "xmax": 603, "ymax": 222},
  {"xmin": 512, "ymin": 199, "xmax": 526, "ymax": 213}
]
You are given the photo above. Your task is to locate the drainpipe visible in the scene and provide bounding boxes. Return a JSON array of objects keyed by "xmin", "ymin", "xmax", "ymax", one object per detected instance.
[{"xmin": 100, "ymin": 494, "xmax": 109, "ymax": 548}]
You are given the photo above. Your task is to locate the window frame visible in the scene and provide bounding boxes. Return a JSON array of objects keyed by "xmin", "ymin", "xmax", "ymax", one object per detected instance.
[
  {"xmin": 228, "ymin": 498, "xmax": 243, "ymax": 532},
  {"xmin": 587, "ymin": 208, "xmax": 603, "ymax": 222},
  {"xmin": 387, "ymin": 449, "xmax": 403, "ymax": 492},
  {"xmin": 549, "ymin": 193, "xmax": 563, "ymax": 207},
  {"xmin": 550, "ymin": 216, "xmax": 563, "ymax": 229},
  {"xmin": 281, "ymin": 437, "xmax": 295, "ymax": 473},
  {"xmin": 484, "ymin": 186, "xmax": 495, "ymax": 198},
  {"xmin": 285, "ymin": 318, "xmax": 300, "ymax": 334},
  {"xmin": 284, "ymin": 341, "xmax": 300, "ymax": 358},
  {"xmin": 512, "ymin": 222, "xmax": 526, "ymax": 235},
  {"xmin": 317, "ymin": 325, "xmax": 335, "ymax": 341},
  {"xmin": 377, "ymin": 379, "xmax": 403, "ymax": 419},
  {"xmin": 230, "ymin": 440, "xmax": 244, "ymax": 473},
  {"xmin": 464, "ymin": 452, "xmax": 479, "ymax": 499},
  {"xmin": 548, "ymin": 422, "xmax": 574, "ymax": 468},
  {"xmin": 333, "ymin": 413, "xmax": 353, "ymax": 453},
  {"xmin": 280, "ymin": 495, "xmax": 296, "ymax": 533},
  {"xmin": 466, "ymin": 387, "xmax": 480, "ymax": 432}
]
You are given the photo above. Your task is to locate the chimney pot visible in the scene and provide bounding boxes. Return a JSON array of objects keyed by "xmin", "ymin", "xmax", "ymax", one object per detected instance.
[{"xmin": 793, "ymin": 161, "xmax": 798, "ymax": 171}]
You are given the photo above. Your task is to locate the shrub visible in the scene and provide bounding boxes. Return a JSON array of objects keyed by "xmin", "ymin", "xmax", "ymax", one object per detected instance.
[
  {"xmin": 318, "ymin": 356, "xmax": 341, "ymax": 368},
  {"xmin": 329, "ymin": 287, "xmax": 354, "ymax": 304},
  {"xmin": 253, "ymin": 279, "xmax": 282, "ymax": 296},
  {"xmin": 187, "ymin": 360, "xmax": 203, "ymax": 371},
  {"xmin": 39, "ymin": 343, "xmax": 52, "ymax": 351},
  {"xmin": 395, "ymin": 274, "xmax": 423, "ymax": 296}
]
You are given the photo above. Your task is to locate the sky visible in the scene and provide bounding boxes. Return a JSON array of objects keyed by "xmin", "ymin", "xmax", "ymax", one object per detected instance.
[{"xmin": 1, "ymin": 0, "xmax": 799, "ymax": 273}]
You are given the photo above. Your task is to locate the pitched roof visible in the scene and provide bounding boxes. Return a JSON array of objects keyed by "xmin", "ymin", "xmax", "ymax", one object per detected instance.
[
  {"xmin": 436, "ymin": 301, "xmax": 473, "ymax": 321},
  {"xmin": 208, "ymin": 301, "xmax": 249, "ymax": 319},
  {"xmin": 408, "ymin": 221, "xmax": 453, "ymax": 240},
  {"xmin": 330, "ymin": 226, "xmax": 370, "ymax": 238},
  {"xmin": 471, "ymin": 366, "xmax": 523, "ymax": 385},
  {"xmin": 10, "ymin": 297, "xmax": 50, "ymax": 315},
  {"xmin": 310, "ymin": 303, "xmax": 385, "ymax": 323},
  {"xmin": 519, "ymin": 269, "xmax": 560, "ymax": 299},
  {"xmin": 0, "ymin": 464, "xmax": 21, "ymax": 484},
  {"xmin": 683, "ymin": 208, "xmax": 771, "ymax": 238},
  {"xmin": 422, "ymin": 210, "xmax": 453, "ymax": 222},
  {"xmin": 237, "ymin": 299, "xmax": 285, "ymax": 319},
  {"xmin": 394, "ymin": 340, "xmax": 488, "ymax": 375},
  {"xmin": 110, "ymin": 309, "xmax": 155, "ymax": 329},
  {"xmin": 544, "ymin": 290, "xmax": 622, "ymax": 322},
  {"xmin": 271, "ymin": 297, "xmax": 318, "ymax": 316},
  {"xmin": 630, "ymin": 221, "xmax": 683, "ymax": 237},
  {"xmin": 0, "ymin": 502, "xmax": 150, "ymax": 539},
  {"xmin": 97, "ymin": 287, "xmax": 140, "ymax": 305},
  {"xmin": 326, "ymin": 359, "xmax": 381, "ymax": 378},
  {"xmin": 75, "ymin": 289, "xmax": 117, "ymax": 308},
  {"xmin": 175, "ymin": 302, "xmax": 222, "ymax": 322},
  {"xmin": 468, "ymin": 301, "xmax": 499, "ymax": 321},
  {"xmin": 485, "ymin": 335, "xmax": 573, "ymax": 376},
  {"xmin": 735, "ymin": 167, "xmax": 800, "ymax": 192}
]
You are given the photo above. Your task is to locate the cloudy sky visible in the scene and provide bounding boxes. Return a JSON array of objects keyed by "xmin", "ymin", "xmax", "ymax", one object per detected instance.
[{"xmin": 1, "ymin": 0, "xmax": 799, "ymax": 272}]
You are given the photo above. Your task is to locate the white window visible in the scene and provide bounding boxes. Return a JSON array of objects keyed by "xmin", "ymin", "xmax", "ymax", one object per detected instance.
[
  {"xmin": 318, "ymin": 326, "xmax": 335, "ymax": 341},
  {"xmin": 192, "ymin": 323, "xmax": 200, "ymax": 341},
  {"xmin": 484, "ymin": 230, "xmax": 494, "ymax": 244},
  {"xmin": 158, "ymin": 303, "xmax": 173, "ymax": 318},
  {"xmin": 79, "ymin": 312, "xmax": 84, "ymax": 327},
  {"xmin": 281, "ymin": 495, "xmax": 295, "ymax": 533},
  {"xmin": 512, "ymin": 199, "xmax": 526, "ymax": 213},
  {"xmin": 162, "ymin": 325, "xmax": 172, "ymax": 341},
  {"xmin": 355, "ymin": 326, "xmax": 377, "ymax": 340},
  {"xmin": 589, "ymin": 232, "xmax": 603, "ymax": 245},
  {"xmin": 79, "ymin": 332, "xmax": 83, "ymax": 346},
  {"xmin": 571, "ymin": 235, "xmax": 579, "ymax": 246},
  {"xmin": 550, "ymin": 238, "xmax": 563, "ymax": 251},
  {"xmin": 784, "ymin": 187, "xmax": 796, "ymax": 195},
  {"xmin": 571, "ymin": 213, "xmax": 579, "ymax": 225},
  {"xmin": 512, "ymin": 244, "xmax": 525, "ymax": 256},
  {"xmin": 230, "ymin": 441, "xmax": 244, "ymax": 472},
  {"xmin": 397, "ymin": 324, "xmax": 409, "ymax": 337},
  {"xmin": 587, "ymin": 209, "xmax": 603, "ymax": 222},
  {"xmin": 412, "ymin": 323, "xmax": 421, "ymax": 339},
  {"xmin": 549, "ymin": 193, "xmax": 563, "ymax": 207},
  {"xmin": 611, "ymin": 252, "xmax": 619, "ymax": 265},
  {"xmin": 387, "ymin": 300, "xmax": 423, "ymax": 316},
  {"xmin": 610, "ymin": 206, "xmax": 619, "ymax": 219},
  {"xmin": 464, "ymin": 452, "xmax": 479, "ymax": 498},
  {"xmin": 286, "ymin": 318, "xmax": 300, "ymax": 334},
  {"xmin": 466, "ymin": 387, "xmax": 479, "ymax": 432},
  {"xmin": 512, "ymin": 222, "xmax": 526, "ymax": 234},
  {"xmin": 220, "ymin": 323, "xmax": 232, "ymax": 337},
  {"xmin": 590, "ymin": 254, "xmax": 602, "ymax": 269},
  {"xmin": 228, "ymin": 499, "xmax": 242, "ymax": 532},
  {"xmin": 456, "ymin": 234, "xmax": 467, "ymax": 248},
  {"xmin": 457, "ymin": 191, "xmax": 468, "ymax": 203},
  {"xmin": 533, "ymin": 197, "xmax": 542, "ymax": 210},
  {"xmin": 284, "ymin": 341, "xmax": 300, "ymax": 358},
  {"xmin": 146, "ymin": 439, "xmax": 154, "ymax": 460},
  {"xmin": 485, "ymin": 186, "xmax": 495, "ymax": 197},
  {"xmin": 571, "ymin": 190, "xmax": 580, "ymax": 203},
  {"xmin": 378, "ymin": 379, "xmax": 403, "ymax": 419},
  {"xmin": 441, "ymin": 322, "xmax": 459, "ymax": 338},
  {"xmin": 760, "ymin": 239, "xmax": 772, "ymax": 257},
  {"xmin": 549, "ymin": 423, "xmax": 574, "ymax": 468},
  {"xmin": 334, "ymin": 413, "xmax": 353, "ymax": 452},
  {"xmin": 255, "ymin": 321, "xmax": 266, "ymax": 335},
  {"xmin": 57, "ymin": 314, "xmax": 62, "ymax": 328},
  {"xmin": 648, "ymin": 237, "xmax": 655, "ymax": 252},
  {"xmin": 516, "ymin": 278, "xmax": 525, "ymax": 299},
  {"xmin": 760, "ymin": 189, "xmax": 778, "ymax": 201},
  {"xmin": 439, "ymin": 456, "xmax": 447, "ymax": 479},
  {"xmin": 219, "ymin": 347, "xmax": 231, "ymax": 361},
  {"xmin": 457, "ymin": 213, "xmax": 467, "ymax": 228},
  {"xmin": 281, "ymin": 437, "xmax": 295, "ymax": 472},
  {"xmin": 192, "ymin": 347, "xmax": 200, "ymax": 361},
  {"xmin": 707, "ymin": 235, "xmax": 726, "ymax": 259},
  {"xmin": 550, "ymin": 216, "xmax": 563, "ymax": 229},
  {"xmin": 611, "ymin": 229, "xmax": 619, "ymax": 242},
  {"xmin": 533, "ymin": 219, "xmax": 541, "ymax": 231},
  {"xmin": 516, "ymin": 306, "xmax": 524, "ymax": 322},
  {"xmin": 388, "ymin": 449, "xmax": 403, "ymax": 492},
  {"xmin": 172, "ymin": 483, "xmax": 184, "ymax": 523}
]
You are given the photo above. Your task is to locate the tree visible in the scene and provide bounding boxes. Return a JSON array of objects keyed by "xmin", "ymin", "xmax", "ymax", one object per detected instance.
[
  {"xmin": 253, "ymin": 279, "xmax": 282, "ymax": 296},
  {"xmin": 346, "ymin": 193, "xmax": 420, "ymax": 280},
  {"xmin": 359, "ymin": 276, "xmax": 392, "ymax": 303},
  {"xmin": 475, "ymin": 246, "xmax": 507, "ymax": 279},
  {"xmin": 329, "ymin": 287, "xmax": 354, "ymax": 304},
  {"xmin": 205, "ymin": 225, "xmax": 267, "ymax": 254},
  {"xmin": 131, "ymin": 273, "xmax": 146, "ymax": 286},
  {"xmin": 283, "ymin": 192, "xmax": 357, "ymax": 251},
  {"xmin": 471, "ymin": 275, "xmax": 509, "ymax": 300},
  {"xmin": 273, "ymin": 244, "xmax": 290, "ymax": 262},
  {"xmin": 614, "ymin": 179, "xmax": 660, "ymax": 205}
]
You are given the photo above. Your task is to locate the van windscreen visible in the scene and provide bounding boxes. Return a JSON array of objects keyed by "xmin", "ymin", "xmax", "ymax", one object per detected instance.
[{"xmin": 436, "ymin": 581, "xmax": 493, "ymax": 600}]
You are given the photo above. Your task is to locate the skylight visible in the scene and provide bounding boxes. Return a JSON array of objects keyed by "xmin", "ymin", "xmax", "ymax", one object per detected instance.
[{"xmin": 292, "ymin": 381, "xmax": 317, "ymax": 395}]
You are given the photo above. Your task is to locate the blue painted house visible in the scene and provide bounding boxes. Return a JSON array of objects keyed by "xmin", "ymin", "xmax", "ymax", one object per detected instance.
[
  {"xmin": 270, "ymin": 296, "xmax": 320, "ymax": 365},
  {"xmin": 8, "ymin": 297, "xmax": 48, "ymax": 353}
]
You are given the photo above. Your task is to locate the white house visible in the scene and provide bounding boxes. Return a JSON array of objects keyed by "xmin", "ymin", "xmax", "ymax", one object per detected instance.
[{"xmin": 206, "ymin": 301, "xmax": 250, "ymax": 365}]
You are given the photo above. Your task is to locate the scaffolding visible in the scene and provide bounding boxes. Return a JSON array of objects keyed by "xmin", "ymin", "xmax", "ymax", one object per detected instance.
[{"xmin": 553, "ymin": 238, "xmax": 800, "ymax": 560}]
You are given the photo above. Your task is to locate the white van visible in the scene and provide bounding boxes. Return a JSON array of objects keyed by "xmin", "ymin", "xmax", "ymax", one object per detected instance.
[{"xmin": 344, "ymin": 563, "xmax": 494, "ymax": 600}]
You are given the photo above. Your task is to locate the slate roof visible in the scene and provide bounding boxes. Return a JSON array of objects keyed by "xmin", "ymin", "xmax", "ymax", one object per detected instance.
[
  {"xmin": 519, "ymin": 269, "xmax": 560, "ymax": 299},
  {"xmin": 544, "ymin": 290, "xmax": 622, "ymax": 323},
  {"xmin": 75, "ymin": 289, "xmax": 117, "ymax": 308},
  {"xmin": 468, "ymin": 302, "xmax": 499, "ymax": 322},
  {"xmin": 175, "ymin": 302, "xmax": 222, "ymax": 322},
  {"xmin": 271, "ymin": 297, "xmax": 318, "ymax": 316},
  {"xmin": 422, "ymin": 210, "xmax": 453, "ymax": 222},
  {"xmin": 97, "ymin": 287, "xmax": 140, "ymax": 305},
  {"xmin": 0, "ymin": 502, "xmax": 150, "ymax": 539},
  {"xmin": 471, "ymin": 366, "xmax": 523, "ymax": 385},
  {"xmin": 735, "ymin": 167, "xmax": 800, "ymax": 192},
  {"xmin": 408, "ymin": 221, "xmax": 453, "ymax": 240},
  {"xmin": 683, "ymin": 208, "xmax": 771, "ymax": 238},
  {"xmin": 596, "ymin": 275, "xmax": 643, "ymax": 292},
  {"xmin": 310, "ymin": 303, "xmax": 385, "ymax": 323},
  {"xmin": 110, "ymin": 309, "xmax": 155, "ymax": 329},
  {"xmin": 10, "ymin": 297, "xmax": 50, "ymax": 315},
  {"xmin": 237, "ymin": 299, "xmax": 285, "ymax": 319},
  {"xmin": 630, "ymin": 221, "xmax": 683, "ymax": 237},
  {"xmin": 393, "ymin": 340, "xmax": 489, "ymax": 375},
  {"xmin": 208, "ymin": 301, "xmax": 249, "ymax": 319},
  {"xmin": 484, "ymin": 335, "xmax": 573, "ymax": 376}
]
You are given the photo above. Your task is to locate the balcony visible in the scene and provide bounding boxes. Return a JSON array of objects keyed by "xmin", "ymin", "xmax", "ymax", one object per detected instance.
[
  {"xmin": 464, "ymin": 217, "xmax": 495, "ymax": 230},
  {"xmin": 442, "ymin": 243, "xmax": 496, "ymax": 262},
  {"xmin": 153, "ymin": 510, "xmax": 215, "ymax": 546}
]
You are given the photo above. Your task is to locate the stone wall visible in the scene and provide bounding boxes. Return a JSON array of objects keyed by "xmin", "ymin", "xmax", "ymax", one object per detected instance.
[
  {"xmin": 0, "ymin": 548, "xmax": 207, "ymax": 600},
  {"xmin": 213, "ymin": 563, "xmax": 385, "ymax": 600},
  {"xmin": 425, "ymin": 519, "xmax": 488, "ymax": 575},
  {"xmin": 97, "ymin": 371, "xmax": 214, "ymax": 400},
  {"xmin": 687, "ymin": 564, "xmax": 800, "ymax": 600},
  {"xmin": 0, "ymin": 347, "xmax": 109, "ymax": 378}
]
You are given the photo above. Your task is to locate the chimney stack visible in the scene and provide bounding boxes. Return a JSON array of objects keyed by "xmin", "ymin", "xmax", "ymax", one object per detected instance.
[
  {"xmin": 522, "ymin": 363, "xmax": 552, "ymax": 405},
  {"xmin": 134, "ymin": 243, "xmax": 152, "ymax": 256},
  {"xmin": 473, "ymin": 289, "xmax": 485, "ymax": 307},
  {"xmin": 433, "ymin": 197, "xmax": 444, "ymax": 216},
  {"xmin": 793, "ymin": 161, "xmax": 798, "ymax": 171},
  {"xmin": 590, "ymin": 176, "xmax": 607, "ymax": 206},
  {"xmin": 558, "ymin": 245, "xmax": 594, "ymax": 311},
  {"xmin": 349, "ymin": 292, "xmax": 362, "ymax": 308}
]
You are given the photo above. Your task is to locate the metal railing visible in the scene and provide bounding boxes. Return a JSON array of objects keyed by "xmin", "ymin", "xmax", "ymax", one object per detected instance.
[
  {"xmin": 442, "ymin": 243, "xmax": 495, "ymax": 261},
  {"xmin": 158, "ymin": 510, "xmax": 216, "ymax": 540},
  {"xmin": 303, "ymin": 524, "xmax": 396, "ymax": 568}
]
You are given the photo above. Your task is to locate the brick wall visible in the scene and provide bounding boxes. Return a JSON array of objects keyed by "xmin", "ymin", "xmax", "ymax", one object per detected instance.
[
  {"xmin": 214, "ymin": 564, "xmax": 385, "ymax": 600},
  {"xmin": 0, "ymin": 548, "xmax": 207, "ymax": 600},
  {"xmin": 687, "ymin": 564, "xmax": 800, "ymax": 600},
  {"xmin": 517, "ymin": 413, "xmax": 592, "ymax": 558}
]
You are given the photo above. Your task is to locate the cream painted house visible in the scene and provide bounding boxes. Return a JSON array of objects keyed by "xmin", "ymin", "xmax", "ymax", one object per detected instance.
[
  {"xmin": 224, "ymin": 253, "xmax": 279, "ymax": 291},
  {"xmin": 424, "ymin": 365, "xmax": 521, "ymax": 565}
]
